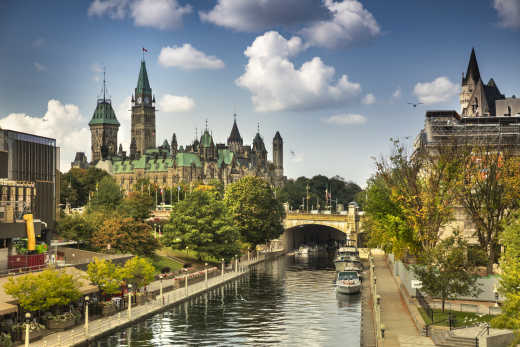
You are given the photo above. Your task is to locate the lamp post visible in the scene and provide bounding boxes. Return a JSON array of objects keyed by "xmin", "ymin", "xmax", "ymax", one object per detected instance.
[
  {"xmin": 493, "ymin": 286, "xmax": 499, "ymax": 307},
  {"xmin": 159, "ymin": 274, "xmax": 164, "ymax": 305},
  {"xmin": 205, "ymin": 263, "xmax": 208, "ymax": 289},
  {"xmin": 381, "ymin": 324, "xmax": 386, "ymax": 339},
  {"xmin": 24, "ymin": 312, "xmax": 31, "ymax": 347},
  {"xmin": 128, "ymin": 284, "xmax": 133, "ymax": 320},
  {"xmin": 186, "ymin": 246, "xmax": 189, "ymax": 255},
  {"xmin": 235, "ymin": 256, "xmax": 238, "ymax": 273},
  {"xmin": 84, "ymin": 296, "xmax": 90, "ymax": 335},
  {"xmin": 221, "ymin": 258, "xmax": 224, "ymax": 279}
]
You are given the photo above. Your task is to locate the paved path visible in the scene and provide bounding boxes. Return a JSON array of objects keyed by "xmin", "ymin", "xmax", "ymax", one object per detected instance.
[{"xmin": 373, "ymin": 254, "xmax": 434, "ymax": 347}]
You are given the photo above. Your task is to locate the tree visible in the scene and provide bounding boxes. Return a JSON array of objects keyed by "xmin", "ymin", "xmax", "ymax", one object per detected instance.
[
  {"xmin": 412, "ymin": 234, "xmax": 482, "ymax": 312},
  {"xmin": 4, "ymin": 269, "xmax": 81, "ymax": 313},
  {"xmin": 491, "ymin": 213, "xmax": 520, "ymax": 329},
  {"xmin": 119, "ymin": 191, "xmax": 155, "ymax": 220},
  {"xmin": 120, "ymin": 257, "xmax": 155, "ymax": 291},
  {"xmin": 86, "ymin": 258, "xmax": 122, "ymax": 297},
  {"xmin": 362, "ymin": 175, "xmax": 420, "ymax": 259},
  {"xmin": 60, "ymin": 167, "xmax": 109, "ymax": 207},
  {"xmin": 56, "ymin": 214, "xmax": 95, "ymax": 246},
  {"xmin": 455, "ymin": 145, "xmax": 520, "ymax": 274},
  {"xmin": 91, "ymin": 216, "xmax": 160, "ymax": 257},
  {"xmin": 376, "ymin": 139, "xmax": 461, "ymax": 253},
  {"xmin": 163, "ymin": 188, "xmax": 240, "ymax": 261},
  {"xmin": 224, "ymin": 177, "xmax": 285, "ymax": 249},
  {"xmin": 89, "ymin": 176, "xmax": 123, "ymax": 212}
]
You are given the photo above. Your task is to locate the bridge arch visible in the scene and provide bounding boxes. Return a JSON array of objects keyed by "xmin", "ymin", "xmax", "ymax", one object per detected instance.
[{"xmin": 281, "ymin": 224, "xmax": 347, "ymax": 251}]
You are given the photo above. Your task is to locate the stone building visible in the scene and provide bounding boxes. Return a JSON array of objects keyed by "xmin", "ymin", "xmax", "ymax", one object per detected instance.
[
  {"xmin": 73, "ymin": 60, "xmax": 285, "ymax": 191},
  {"xmin": 415, "ymin": 49, "xmax": 520, "ymax": 246}
]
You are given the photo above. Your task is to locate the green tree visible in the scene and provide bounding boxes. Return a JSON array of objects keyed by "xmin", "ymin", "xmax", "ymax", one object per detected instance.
[
  {"xmin": 86, "ymin": 258, "xmax": 122, "ymax": 297},
  {"xmin": 491, "ymin": 213, "xmax": 520, "ymax": 329},
  {"xmin": 224, "ymin": 176, "xmax": 285, "ymax": 249},
  {"xmin": 376, "ymin": 139, "xmax": 461, "ymax": 253},
  {"xmin": 412, "ymin": 234, "xmax": 482, "ymax": 312},
  {"xmin": 120, "ymin": 257, "xmax": 155, "ymax": 291},
  {"xmin": 163, "ymin": 188, "xmax": 240, "ymax": 261},
  {"xmin": 91, "ymin": 216, "xmax": 159, "ymax": 257},
  {"xmin": 89, "ymin": 175, "xmax": 123, "ymax": 212},
  {"xmin": 362, "ymin": 175, "xmax": 419, "ymax": 258},
  {"xmin": 119, "ymin": 191, "xmax": 155, "ymax": 220},
  {"xmin": 4, "ymin": 269, "xmax": 81, "ymax": 313},
  {"xmin": 56, "ymin": 214, "xmax": 95, "ymax": 246},
  {"xmin": 60, "ymin": 167, "xmax": 109, "ymax": 207},
  {"xmin": 454, "ymin": 145, "xmax": 520, "ymax": 274}
]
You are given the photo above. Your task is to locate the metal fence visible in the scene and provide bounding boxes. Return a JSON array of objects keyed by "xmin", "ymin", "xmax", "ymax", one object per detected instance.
[{"xmin": 368, "ymin": 251, "xmax": 383, "ymax": 347}]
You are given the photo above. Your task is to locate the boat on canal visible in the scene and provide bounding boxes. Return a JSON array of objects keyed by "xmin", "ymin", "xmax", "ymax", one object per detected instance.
[
  {"xmin": 336, "ymin": 270, "xmax": 361, "ymax": 294},
  {"xmin": 334, "ymin": 257, "xmax": 363, "ymax": 273}
]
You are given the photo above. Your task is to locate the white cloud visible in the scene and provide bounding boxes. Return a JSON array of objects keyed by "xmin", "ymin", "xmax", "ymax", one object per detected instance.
[
  {"xmin": 300, "ymin": 0, "xmax": 380, "ymax": 49},
  {"xmin": 160, "ymin": 94, "xmax": 195, "ymax": 112},
  {"xmin": 0, "ymin": 100, "xmax": 90, "ymax": 171},
  {"xmin": 88, "ymin": 0, "xmax": 191, "ymax": 30},
  {"xmin": 199, "ymin": 0, "xmax": 330, "ymax": 32},
  {"xmin": 413, "ymin": 77, "xmax": 460, "ymax": 105},
  {"xmin": 362, "ymin": 93, "xmax": 375, "ymax": 105},
  {"xmin": 493, "ymin": 0, "xmax": 520, "ymax": 29},
  {"xmin": 32, "ymin": 38, "xmax": 45, "ymax": 48},
  {"xmin": 236, "ymin": 31, "xmax": 361, "ymax": 112},
  {"xmin": 392, "ymin": 87, "xmax": 402, "ymax": 99},
  {"xmin": 33, "ymin": 62, "xmax": 47, "ymax": 72},
  {"xmin": 322, "ymin": 113, "xmax": 367, "ymax": 125},
  {"xmin": 158, "ymin": 44, "xmax": 225, "ymax": 70}
]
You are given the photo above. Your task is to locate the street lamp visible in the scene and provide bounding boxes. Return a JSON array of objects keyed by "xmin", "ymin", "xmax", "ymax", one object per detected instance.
[
  {"xmin": 221, "ymin": 258, "xmax": 225, "ymax": 279},
  {"xmin": 493, "ymin": 286, "xmax": 499, "ymax": 307},
  {"xmin": 205, "ymin": 263, "xmax": 208, "ymax": 289},
  {"xmin": 381, "ymin": 324, "xmax": 386, "ymax": 339},
  {"xmin": 24, "ymin": 312, "xmax": 31, "ymax": 347},
  {"xmin": 128, "ymin": 284, "xmax": 133, "ymax": 320},
  {"xmin": 84, "ymin": 296, "xmax": 90, "ymax": 335},
  {"xmin": 159, "ymin": 274, "xmax": 164, "ymax": 305},
  {"xmin": 186, "ymin": 246, "xmax": 189, "ymax": 255}
]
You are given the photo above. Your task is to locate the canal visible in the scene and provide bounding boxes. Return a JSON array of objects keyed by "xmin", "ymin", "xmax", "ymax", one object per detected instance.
[{"xmin": 94, "ymin": 255, "xmax": 361, "ymax": 346}]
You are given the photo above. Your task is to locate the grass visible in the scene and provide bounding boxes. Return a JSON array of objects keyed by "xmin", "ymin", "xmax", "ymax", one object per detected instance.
[
  {"xmin": 156, "ymin": 247, "xmax": 221, "ymax": 267},
  {"xmin": 146, "ymin": 254, "xmax": 183, "ymax": 273},
  {"xmin": 418, "ymin": 308, "xmax": 493, "ymax": 327}
]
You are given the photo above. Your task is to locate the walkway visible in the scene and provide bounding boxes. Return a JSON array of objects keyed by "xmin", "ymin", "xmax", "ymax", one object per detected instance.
[
  {"xmin": 373, "ymin": 254, "xmax": 435, "ymax": 347},
  {"xmin": 18, "ymin": 255, "xmax": 268, "ymax": 347}
]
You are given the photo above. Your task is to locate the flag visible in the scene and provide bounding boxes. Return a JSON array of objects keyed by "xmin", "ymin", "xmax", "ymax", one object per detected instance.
[{"xmin": 142, "ymin": 47, "xmax": 148, "ymax": 52}]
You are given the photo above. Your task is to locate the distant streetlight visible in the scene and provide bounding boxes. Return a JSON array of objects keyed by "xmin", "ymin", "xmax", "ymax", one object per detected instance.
[
  {"xmin": 493, "ymin": 285, "xmax": 499, "ymax": 307},
  {"xmin": 205, "ymin": 263, "xmax": 208, "ymax": 289},
  {"xmin": 25, "ymin": 312, "xmax": 31, "ymax": 347},
  {"xmin": 84, "ymin": 296, "xmax": 90, "ymax": 335},
  {"xmin": 128, "ymin": 284, "xmax": 133, "ymax": 319},
  {"xmin": 159, "ymin": 274, "xmax": 164, "ymax": 305}
]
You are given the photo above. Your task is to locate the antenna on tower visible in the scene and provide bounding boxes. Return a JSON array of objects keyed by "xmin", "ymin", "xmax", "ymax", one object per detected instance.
[
  {"xmin": 103, "ymin": 66, "xmax": 106, "ymax": 101},
  {"xmin": 257, "ymin": 121, "xmax": 260, "ymax": 134},
  {"xmin": 205, "ymin": 119, "xmax": 208, "ymax": 131}
]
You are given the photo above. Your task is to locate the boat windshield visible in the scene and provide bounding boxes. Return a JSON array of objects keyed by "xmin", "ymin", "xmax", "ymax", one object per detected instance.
[{"xmin": 338, "ymin": 271, "xmax": 358, "ymax": 281}]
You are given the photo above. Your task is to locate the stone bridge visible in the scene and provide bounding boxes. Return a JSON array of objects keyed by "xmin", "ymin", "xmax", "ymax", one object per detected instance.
[{"xmin": 279, "ymin": 211, "xmax": 362, "ymax": 251}]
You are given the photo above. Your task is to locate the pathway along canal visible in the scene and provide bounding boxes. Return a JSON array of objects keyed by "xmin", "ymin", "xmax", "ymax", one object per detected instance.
[{"xmin": 93, "ymin": 254, "xmax": 361, "ymax": 346}]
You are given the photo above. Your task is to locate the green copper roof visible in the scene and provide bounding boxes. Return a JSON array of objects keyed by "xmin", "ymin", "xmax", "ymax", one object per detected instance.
[
  {"xmin": 217, "ymin": 149, "xmax": 233, "ymax": 167},
  {"xmin": 176, "ymin": 152, "xmax": 202, "ymax": 167},
  {"xmin": 136, "ymin": 61, "xmax": 151, "ymax": 95},
  {"xmin": 89, "ymin": 101, "xmax": 120, "ymax": 126},
  {"xmin": 200, "ymin": 130, "xmax": 213, "ymax": 148}
]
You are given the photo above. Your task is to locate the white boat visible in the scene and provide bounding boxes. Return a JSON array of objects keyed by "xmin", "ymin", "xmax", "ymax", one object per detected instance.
[
  {"xmin": 336, "ymin": 271, "xmax": 361, "ymax": 294},
  {"xmin": 295, "ymin": 245, "xmax": 310, "ymax": 256},
  {"xmin": 335, "ymin": 256, "xmax": 363, "ymax": 273}
]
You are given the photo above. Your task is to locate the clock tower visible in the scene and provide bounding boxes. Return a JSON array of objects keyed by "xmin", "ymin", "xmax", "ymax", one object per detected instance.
[{"xmin": 131, "ymin": 59, "xmax": 156, "ymax": 158}]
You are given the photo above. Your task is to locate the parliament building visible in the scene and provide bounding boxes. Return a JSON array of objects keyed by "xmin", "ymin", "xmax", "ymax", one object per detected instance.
[{"xmin": 72, "ymin": 60, "xmax": 285, "ymax": 192}]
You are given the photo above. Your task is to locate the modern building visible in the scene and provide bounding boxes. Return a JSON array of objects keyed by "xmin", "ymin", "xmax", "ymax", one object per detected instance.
[
  {"xmin": 73, "ymin": 59, "xmax": 285, "ymax": 190},
  {"xmin": 0, "ymin": 128, "xmax": 60, "ymax": 271}
]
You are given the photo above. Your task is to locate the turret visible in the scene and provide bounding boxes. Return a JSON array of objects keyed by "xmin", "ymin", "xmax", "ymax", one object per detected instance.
[
  {"xmin": 273, "ymin": 131, "xmax": 283, "ymax": 176},
  {"xmin": 131, "ymin": 59, "xmax": 156, "ymax": 157},
  {"xmin": 227, "ymin": 114, "xmax": 243, "ymax": 154},
  {"xmin": 171, "ymin": 133, "xmax": 178, "ymax": 157},
  {"xmin": 460, "ymin": 48, "xmax": 481, "ymax": 115},
  {"xmin": 89, "ymin": 69, "xmax": 120, "ymax": 162}
]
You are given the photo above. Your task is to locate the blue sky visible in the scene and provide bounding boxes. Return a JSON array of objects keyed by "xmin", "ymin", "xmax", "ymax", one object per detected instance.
[{"xmin": 0, "ymin": 0, "xmax": 519, "ymax": 186}]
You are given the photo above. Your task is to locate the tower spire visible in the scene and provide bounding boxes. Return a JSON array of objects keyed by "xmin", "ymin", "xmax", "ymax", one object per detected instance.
[{"xmin": 465, "ymin": 47, "xmax": 481, "ymax": 83}]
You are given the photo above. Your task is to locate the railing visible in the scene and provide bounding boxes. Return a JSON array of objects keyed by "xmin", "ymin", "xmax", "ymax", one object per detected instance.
[
  {"xmin": 368, "ymin": 251, "xmax": 383, "ymax": 347},
  {"xmin": 31, "ymin": 254, "xmax": 267, "ymax": 347},
  {"xmin": 474, "ymin": 322, "xmax": 490, "ymax": 347}
]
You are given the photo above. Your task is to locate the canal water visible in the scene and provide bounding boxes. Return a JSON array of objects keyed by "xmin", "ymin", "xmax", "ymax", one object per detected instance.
[{"xmin": 94, "ymin": 255, "xmax": 361, "ymax": 346}]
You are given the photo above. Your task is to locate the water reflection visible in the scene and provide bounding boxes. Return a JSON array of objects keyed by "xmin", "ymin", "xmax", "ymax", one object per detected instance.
[{"xmin": 93, "ymin": 255, "xmax": 360, "ymax": 347}]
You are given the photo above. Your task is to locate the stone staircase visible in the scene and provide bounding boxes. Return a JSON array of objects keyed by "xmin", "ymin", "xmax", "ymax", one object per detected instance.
[{"xmin": 431, "ymin": 328, "xmax": 477, "ymax": 347}]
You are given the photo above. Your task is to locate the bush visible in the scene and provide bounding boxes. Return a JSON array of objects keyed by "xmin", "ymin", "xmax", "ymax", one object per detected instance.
[{"xmin": 0, "ymin": 333, "xmax": 12, "ymax": 347}]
